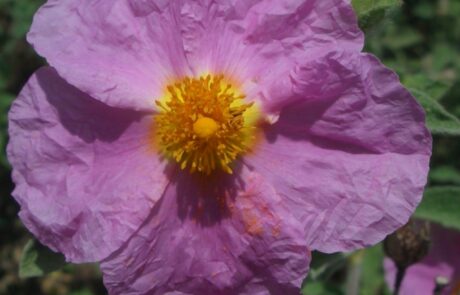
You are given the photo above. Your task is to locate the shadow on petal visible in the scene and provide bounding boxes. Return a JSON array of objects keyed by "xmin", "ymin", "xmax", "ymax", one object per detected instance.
[
  {"xmin": 36, "ymin": 68, "xmax": 149, "ymax": 144},
  {"xmin": 162, "ymin": 162, "xmax": 246, "ymax": 227}
]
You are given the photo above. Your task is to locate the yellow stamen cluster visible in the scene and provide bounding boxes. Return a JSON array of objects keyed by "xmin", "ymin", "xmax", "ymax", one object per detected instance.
[{"xmin": 155, "ymin": 75, "xmax": 256, "ymax": 174}]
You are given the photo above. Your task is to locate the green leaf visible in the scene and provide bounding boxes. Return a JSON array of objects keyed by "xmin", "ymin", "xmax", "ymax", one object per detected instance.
[
  {"xmin": 382, "ymin": 27, "xmax": 423, "ymax": 50},
  {"xmin": 431, "ymin": 44, "xmax": 458, "ymax": 72},
  {"xmin": 410, "ymin": 88, "xmax": 460, "ymax": 136},
  {"xmin": 415, "ymin": 187, "xmax": 460, "ymax": 231},
  {"xmin": 352, "ymin": 0, "xmax": 402, "ymax": 13},
  {"xmin": 19, "ymin": 239, "xmax": 66, "ymax": 278},
  {"xmin": 360, "ymin": 245, "xmax": 391, "ymax": 295},
  {"xmin": 302, "ymin": 252, "xmax": 349, "ymax": 295},
  {"xmin": 302, "ymin": 281, "xmax": 344, "ymax": 295},
  {"xmin": 10, "ymin": 0, "xmax": 44, "ymax": 39},
  {"xmin": 352, "ymin": 0, "xmax": 402, "ymax": 32},
  {"xmin": 429, "ymin": 166, "xmax": 460, "ymax": 185},
  {"xmin": 308, "ymin": 252, "xmax": 349, "ymax": 281},
  {"xmin": 403, "ymin": 74, "xmax": 451, "ymax": 101}
]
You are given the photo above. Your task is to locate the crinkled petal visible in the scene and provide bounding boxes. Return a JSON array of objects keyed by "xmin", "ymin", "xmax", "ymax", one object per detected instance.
[
  {"xmin": 28, "ymin": 0, "xmax": 192, "ymax": 111},
  {"xmin": 173, "ymin": 0, "xmax": 363, "ymax": 69},
  {"xmin": 28, "ymin": 0, "xmax": 362, "ymax": 111},
  {"xmin": 101, "ymin": 167, "xmax": 310, "ymax": 295},
  {"xmin": 384, "ymin": 224, "xmax": 460, "ymax": 295},
  {"xmin": 162, "ymin": 0, "xmax": 363, "ymax": 109},
  {"xmin": 245, "ymin": 52, "xmax": 432, "ymax": 252},
  {"xmin": 7, "ymin": 67, "xmax": 169, "ymax": 262}
]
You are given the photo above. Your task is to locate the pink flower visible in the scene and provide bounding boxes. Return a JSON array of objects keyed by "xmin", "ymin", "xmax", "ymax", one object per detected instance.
[
  {"xmin": 8, "ymin": 0, "xmax": 431, "ymax": 294},
  {"xmin": 385, "ymin": 224, "xmax": 460, "ymax": 295}
]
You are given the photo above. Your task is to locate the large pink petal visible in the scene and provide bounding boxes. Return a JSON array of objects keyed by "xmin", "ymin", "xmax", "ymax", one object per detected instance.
[
  {"xmin": 163, "ymin": 0, "xmax": 363, "ymax": 109},
  {"xmin": 101, "ymin": 167, "xmax": 310, "ymax": 295},
  {"xmin": 28, "ymin": 0, "xmax": 362, "ymax": 111},
  {"xmin": 384, "ymin": 224, "xmax": 460, "ymax": 295},
  {"xmin": 7, "ymin": 67, "xmax": 169, "ymax": 262},
  {"xmin": 28, "ymin": 0, "xmax": 192, "ymax": 111},
  {"xmin": 245, "ymin": 52, "xmax": 432, "ymax": 252}
]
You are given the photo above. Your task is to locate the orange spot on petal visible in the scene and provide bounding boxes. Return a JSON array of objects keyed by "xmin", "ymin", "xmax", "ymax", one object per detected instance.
[{"xmin": 242, "ymin": 210, "xmax": 264, "ymax": 236}]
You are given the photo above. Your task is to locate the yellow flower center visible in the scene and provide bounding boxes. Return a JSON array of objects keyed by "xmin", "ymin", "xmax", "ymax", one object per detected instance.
[
  {"xmin": 193, "ymin": 117, "xmax": 219, "ymax": 139},
  {"xmin": 154, "ymin": 74, "xmax": 258, "ymax": 174}
]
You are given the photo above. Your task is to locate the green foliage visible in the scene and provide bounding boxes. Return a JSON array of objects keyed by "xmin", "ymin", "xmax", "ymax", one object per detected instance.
[
  {"xmin": 19, "ymin": 239, "xmax": 66, "ymax": 278},
  {"xmin": 302, "ymin": 244, "xmax": 391, "ymax": 295},
  {"xmin": 403, "ymin": 74, "xmax": 452, "ymax": 101},
  {"xmin": 302, "ymin": 252, "xmax": 348, "ymax": 294},
  {"xmin": 382, "ymin": 27, "xmax": 423, "ymax": 50},
  {"xmin": 415, "ymin": 187, "xmax": 460, "ymax": 231},
  {"xmin": 303, "ymin": 247, "xmax": 392, "ymax": 295},
  {"xmin": 429, "ymin": 166, "xmax": 460, "ymax": 185},
  {"xmin": 302, "ymin": 281, "xmax": 344, "ymax": 295},
  {"xmin": 308, "ymin": 252, "xmax": 349, "ymax": 281},
  {"xmin": 360, "ymin": 245, "xmax": 391, "ymax": 295},
  {"xmin": 352, "ymin": 0, "xmax": 402, "ymax": 12},
  {"xmin": 352, "ymin": 0, "xmax": 402, "ymax": 32},
  {"xmin": 410, "ymin": 88, "xmax": 460, "ymax": 136},
  {"xmin": 9, "ymin": 0, "xmax": 43, "ymax": 39}
]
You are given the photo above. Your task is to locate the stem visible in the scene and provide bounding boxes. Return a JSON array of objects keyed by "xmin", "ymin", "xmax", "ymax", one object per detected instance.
[
  {"xmin": 394, "ymin": 266, "xmax": 406, "ymax": 295},
  {"xmin": 345, "ymin": 251, "xmax": 364, "ymax": 295}
]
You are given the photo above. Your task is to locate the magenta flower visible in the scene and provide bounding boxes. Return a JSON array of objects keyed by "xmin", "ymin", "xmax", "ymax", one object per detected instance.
[
  {"xmin": 385, "ymin": 224, "xmax": 460, "ymax": 295},
  {"xmin": 8, "ymin": 0, "xmax": 431, "ymax": 294}
]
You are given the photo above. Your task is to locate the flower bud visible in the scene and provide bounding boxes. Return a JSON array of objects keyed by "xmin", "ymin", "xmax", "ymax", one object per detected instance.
[{"xmin": 384, "ymin": 219, "xmax": 431, "ymax": 269}]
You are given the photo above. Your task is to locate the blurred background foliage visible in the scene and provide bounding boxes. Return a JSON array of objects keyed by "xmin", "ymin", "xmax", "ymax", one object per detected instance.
[{"xmin": 0, "ymin": 0, "xmax": 459, "ymax": 294}]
